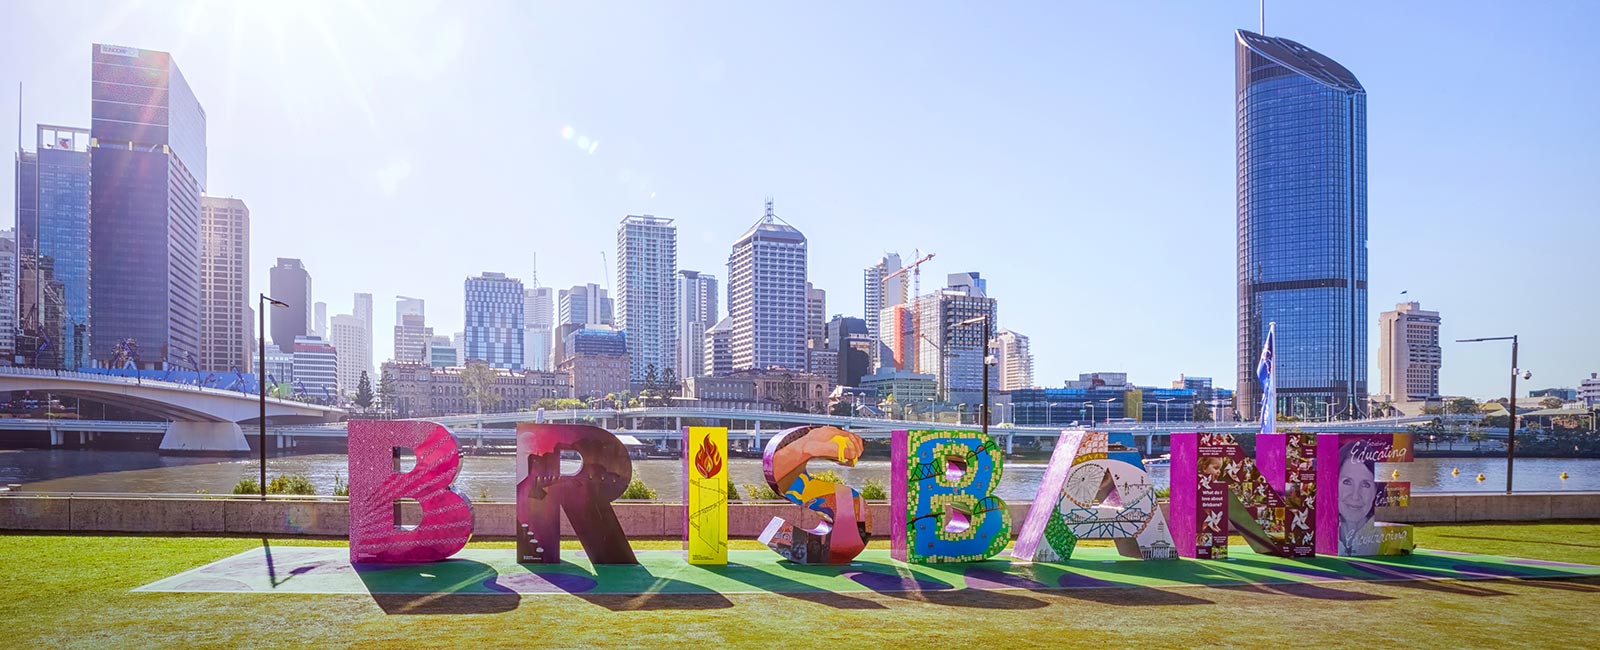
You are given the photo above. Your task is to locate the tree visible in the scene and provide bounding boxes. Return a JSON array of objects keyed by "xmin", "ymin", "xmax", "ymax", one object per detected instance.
[
  {"xmin": 460, "ymin": 360, "xmax": 501, "ymax": 414},
  {"xmin": 1449, "ymin": 397, "xmax": 1479, "ymax": 415},
  {"xmin": 660, "ymin": 367, "xmax": 679, "ymax": 399},
  {"xmin": 1539, "ymin": 396, "xmax": 1565, "ymax": 410},
  {"xmin": 1192, "ymin": 400, "xmax": 1213, "ymax": 422},
  {"xmin": 354, "ymin": 371, "xmax": 374, "ymax": 409},
  {"xmin": 830, "ymin": 401, "xmax": 853, "ymax": 416},
  {"xmin": 377, "ymin": 371, "xmax": 397, "ymax": 412}
]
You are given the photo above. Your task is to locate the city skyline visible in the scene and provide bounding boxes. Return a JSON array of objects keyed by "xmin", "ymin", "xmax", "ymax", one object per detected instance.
[{"xmin": 1, "ymin": 2, "xmax": 1596, "ymax": 399}]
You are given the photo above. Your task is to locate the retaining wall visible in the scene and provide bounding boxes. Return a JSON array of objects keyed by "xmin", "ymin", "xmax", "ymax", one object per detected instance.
[{"xmin": 0, "ymin": 492, "xmax": 1592, "ymax": 537}]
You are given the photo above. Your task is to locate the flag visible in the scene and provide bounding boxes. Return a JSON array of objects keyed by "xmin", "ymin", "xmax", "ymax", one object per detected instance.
[{"xmin": 1257, "ymin": 322, "xmax": 1276, "ymax": 434}]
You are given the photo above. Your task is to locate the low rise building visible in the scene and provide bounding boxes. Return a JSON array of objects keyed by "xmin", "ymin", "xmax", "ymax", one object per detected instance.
[
  {"xmin": 379, "ymin": 360, "xmax": 571, "ymax": 417},
  {"xmin": 560, "ymin": 326, "xmax": 629, "ymax": 400}
]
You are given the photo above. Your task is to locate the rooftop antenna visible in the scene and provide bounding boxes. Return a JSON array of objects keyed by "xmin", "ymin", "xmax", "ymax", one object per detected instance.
[
  {"xmin": 16, "ymin": 82, "xmax": 22, "ymax": 155},
  {"xmin": 1260, "ymin": 0, "xmax": 1265, "ymax": 34}
]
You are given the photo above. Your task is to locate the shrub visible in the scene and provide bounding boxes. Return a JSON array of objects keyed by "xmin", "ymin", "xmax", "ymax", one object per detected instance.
[
  {"xmin": 726, "ymin": 478, "xmax": 740, "ymax": 501},
  {"xmin": 742, "ymin": 482, "xmax": 780, "ymax": 500},
  {"xmin": 1155, "ymin": 486, "xmax": 1171, "ymax": 499},
  {"xmin": 860, "ymin": 478, "xmax": 887, "ymax": 501},
  {"xmin": 231, "ymin": 477, "xmax": 261, "ymax": 495},
  {"xmin": 267, "ymin": 474, "xmax": 316, "ymax": 496},
  {"xmin": 332, "ymin": 472, "xmax": 349, "ymax": 497},
  {"xmin": 476, "ymin": 485, "xmax": 491, "ymax": 501},
  {"xmin": 810, "ymin": 469, "xmax": 844, "ymax": 485},
  {"xmin": 619, "ymin": 477, "xmax": 657, "ymax": 500}
]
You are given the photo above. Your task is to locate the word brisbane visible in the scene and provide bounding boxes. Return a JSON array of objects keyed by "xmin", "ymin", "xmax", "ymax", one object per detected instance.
[{"xmin": 346, "ymin": 421, "xmax": 1415, "ymax": 566}]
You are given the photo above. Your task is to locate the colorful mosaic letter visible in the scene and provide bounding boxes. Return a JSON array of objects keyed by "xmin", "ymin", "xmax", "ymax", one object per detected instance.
[
  {"xmin": 684, "ymin": 426, "xmax": 729, "ymax": 565},
  {"xmin": 516, "ymin": 423, "xmax": 637, "ymax": 565},
  {"xmin": 1013, "ymin": 430, "xmax": 1175, "ymax": 562},
  {"xmin": 757, "ymin": 425, "xmax": 872, "ymax": 564},
  {"xmin": 891, "ymin": 429, "xmax": 1012, "ymax": 563},
  {"xmin": 1169, "ymin": 431, "xmax": 1316, "ymax": 559},
  {"xmin": 1316, "ymin": 433, "xmax": 1415, "ymax": 556},
  {"xmin": 347, "ymin": 420, "xmax": 474, "ymax": 563}
]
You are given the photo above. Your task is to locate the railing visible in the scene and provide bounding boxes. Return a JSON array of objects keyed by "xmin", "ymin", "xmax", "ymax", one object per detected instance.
[{"xmin": 0, "ymin": 366, "xmax": 341, "ymax": 413}]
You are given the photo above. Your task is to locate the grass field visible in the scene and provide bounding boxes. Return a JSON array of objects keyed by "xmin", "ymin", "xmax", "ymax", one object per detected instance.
[{"xmin": 4, "ymin": 523, "xmax": 1599, "ymax": 649}]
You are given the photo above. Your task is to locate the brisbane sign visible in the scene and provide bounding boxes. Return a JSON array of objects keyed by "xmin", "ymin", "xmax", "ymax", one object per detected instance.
[{"xmin": 346, "ymin": 421, "xmax": 1413, "ymax": 567}]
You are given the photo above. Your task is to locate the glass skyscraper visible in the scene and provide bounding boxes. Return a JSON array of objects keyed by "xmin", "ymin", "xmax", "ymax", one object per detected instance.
[
  {"xmin": 14, "ymin": 126, "xmax": 92, "ymax": 369},
  {"xmin": 464, "ymin": 272, "xmax": 525, "ymax": 370},
  {"xmin": 89, "ymin": 44, "xmax": 207, "ymax": 369},
  {"xmin": 1235, "ymin": 30, "xmax": 1368, "ymax": 421}
]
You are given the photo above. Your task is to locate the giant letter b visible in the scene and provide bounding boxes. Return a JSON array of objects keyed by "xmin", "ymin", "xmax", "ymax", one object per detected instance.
[{"xmin": 348, "ymin": 421, "xmax": 474, "ymax": 563}]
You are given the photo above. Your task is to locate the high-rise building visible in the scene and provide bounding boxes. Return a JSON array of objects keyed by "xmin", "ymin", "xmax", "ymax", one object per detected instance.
[
  {"xmin": 396, "ymin": 296, "xmax": 424, "ymax": 321},
  {"xmin": 254, "ymin": 343, "xmax": 294, "ymax": 385},
  {"xmin": 914, "ymin": 274, "xmax": 998, "ymax": 402},
  {"xmin": 728, "ymin": 200, "xmax": 807, "ymax": 372},
  {"xmin": 703, "ymin": 316, "xmax": 733, "ymax": 377},
  {"xmin": 15, "ymin": 125, "xmax": 91, "ymax": 369},
  {"xmin": 558, "ymin": 283, "xmax": 612, "ymax": 327},
  {"xmin": 0, "ymin": 233, "xmax": 15, "ymax": 361},
  {"xmin": 393, "ymin": 305, "xmax": 430, "ymax": 364},
  {"xmin": 676, "ymin": 270, "xmax": 718, "ymax": 378},
  {"xmin": 863, "ymin": 253, "xmax": 905, "ymax": 364},
  {"xmin": 291, "ymin": 334, "xmax": 337, "ymax": 400},
  {"xmin": 330, "ymin": 313, "xmax": 369, "ymax": 397},
  {"xmin": 995, "ymin": 329, "xmax": 1033, "ymax": 392},
  {"xmin": 806, "ymin": 282, "xmax": 826, "ymax": 350},
  {"xmin": 353, "ymin": 293, "xmax": 373, "ymax": 336},
  {"xmin": 198, "ymin": 197, "xmax": 250, "ymax": 372},
  {"xmin": 1235, "ymin": 30, "xmax": 1368, "ymax": 420},
  {"xmin": 89, "ymin": 44, "xmax": 207, "ymax": 368},
  {"xmin": 269, "ymin": 259, "xmax": 312, "ymax": 352},
  {"xmin": 826, "ymin": 315, "xmax": 873, "ymax": 388},
  {"xmin": 464, "ymin": 272, "xmax": 524, "ymax": 369},
  {"xmin": 523, "ymin": 286, "xmax": 554, "ymax": 372},
  {"xmin": 1378, "ymin": 302, "xmax": 1441, "ymax": 403},
  {"xmin": 616, "ymin": 215, "xmax": 677, "ymax": 381},
  {"xmin": 312, "ymin": 302, "xmax": 327, "ymax": 338}
]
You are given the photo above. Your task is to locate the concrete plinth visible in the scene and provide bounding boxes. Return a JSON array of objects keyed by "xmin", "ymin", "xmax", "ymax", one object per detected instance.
[{"xmin": 159, "ymin": 421, "xmax": 250, "ymax": 453}]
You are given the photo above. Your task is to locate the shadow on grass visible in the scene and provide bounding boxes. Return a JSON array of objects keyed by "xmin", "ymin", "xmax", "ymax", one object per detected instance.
[
  {"xmin": 562, "ymin": 564, "xmax": 734, "ymax": 611},
  {"xmin": 689, "ymin": 564, "xmax": 887, "ymax": 610},
  {"xmin": 355, "ymin": 559, "xmax": 520, "ymax": 615}
]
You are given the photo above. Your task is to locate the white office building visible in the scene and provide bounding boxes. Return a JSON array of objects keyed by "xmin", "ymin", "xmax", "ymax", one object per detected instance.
[
  {"xmin": 330, "ymin": 313, "xmax": 370, "ymax": 397},
  {"xmin": 1377, "ymin": 301, "xmax": 1442, "ymax": 402},
  {"xmin": 995, "ymin": 329, "xmax": 1033, "ymax": 392},
  {"xmin": 523, "ymin": 286, "xmax": 554, "ymax": 372},
  {"xmin": 198, "ymin": 197, "xmax": 250, "ymax": 372},
  {"xmin": 728, "ymin": 200, "xmax": 807, "ymax": 372},
  {"xmin": 617, "ymin": 215, "xmax": 677, "ymax": 380},
  {"xmin": 864, "ymin": 253, "xmax": 906, "ymax": 370},
  {"xmin": 676, "ymin": 270, "xmax": 718, "ymax": 378}
]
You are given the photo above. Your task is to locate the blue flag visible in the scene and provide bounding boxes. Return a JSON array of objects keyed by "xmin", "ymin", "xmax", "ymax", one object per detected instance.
[{"xmin": 1257, "ymin": 322, "xmax": 1276, "ymax": 434}]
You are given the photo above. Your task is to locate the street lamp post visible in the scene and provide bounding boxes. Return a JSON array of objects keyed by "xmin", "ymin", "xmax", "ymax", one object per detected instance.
[
  {"xmin": 1158, "ymin": 397, "xmax": 1175, "ymax": 426},
  {"xmin": 957, "ymin": 315, "xmax": 993, "ymax": 439},
  {"xmin": 1457, "ymin": 335, "xmax": 1520, "ymax": 494},
  {"xmin": 258, "ymin": 294, "xmax": 289, "ymax": 500},
  {"xmin": 1101, "ymin": 397, "xmax": 1116, "ymax": 424}
]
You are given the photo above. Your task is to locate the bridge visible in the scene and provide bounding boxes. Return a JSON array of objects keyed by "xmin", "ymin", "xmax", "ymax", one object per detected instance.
[
  {"xmin": 0, "ymin": 367, "xmax": 344, "ymax": 452},
  {"xmin": 260, "ymin": 407, "xmax": 1476, "ymax": 456}
]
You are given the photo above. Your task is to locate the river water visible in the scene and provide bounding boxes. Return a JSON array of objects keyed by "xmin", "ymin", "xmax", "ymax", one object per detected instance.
[{"xmin": 2, "ymin": 449, "xmax": 1596, "ymax": 501}]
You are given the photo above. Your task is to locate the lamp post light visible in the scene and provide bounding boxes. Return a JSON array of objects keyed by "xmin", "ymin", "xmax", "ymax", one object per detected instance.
[
  {"xmin": 1457, "ymin": 335, "xmax": 1522, "ymax": 494},
  {"xmin": 258, "ymin": 294, "xmax": 290, "ymax": 500},
  {"xmin": 1158, "ymin": 397, "xmax": 1175, "ymax": 426},
  {"xmin": 1101, "ymin": 397, "xmax": 1116, "ymax": 424},
  {"xmin": 957, "ymin": 315, "xmax": 993, "ymax": 438}
]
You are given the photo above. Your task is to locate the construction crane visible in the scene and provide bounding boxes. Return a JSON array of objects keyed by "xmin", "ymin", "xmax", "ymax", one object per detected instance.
[{"xmin": 880, "ymin": 250, "xmax": 935, "ymax": 373}]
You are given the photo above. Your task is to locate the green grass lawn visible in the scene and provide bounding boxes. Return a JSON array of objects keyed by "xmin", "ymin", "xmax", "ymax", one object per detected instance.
[{"xmin": 3, "ymin": 523, "xmax": 1599, "ymax": 649}]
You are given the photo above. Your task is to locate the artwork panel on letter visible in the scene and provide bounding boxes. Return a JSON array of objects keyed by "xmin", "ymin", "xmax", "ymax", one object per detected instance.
[{"xmin": 347, "ymin": 420, "xmax": 473, "ymax": 564}]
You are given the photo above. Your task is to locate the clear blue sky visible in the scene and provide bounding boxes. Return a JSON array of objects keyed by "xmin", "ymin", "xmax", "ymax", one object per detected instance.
[{"xmin": 2, "ymin": 1, "xmax": 1595, "ymax": 400}]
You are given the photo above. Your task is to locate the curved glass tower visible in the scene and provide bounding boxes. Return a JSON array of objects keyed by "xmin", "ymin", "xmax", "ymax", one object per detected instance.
[{"xmin": 1235, "ymin": 30, "xmax": 1367, "ymax": 421}]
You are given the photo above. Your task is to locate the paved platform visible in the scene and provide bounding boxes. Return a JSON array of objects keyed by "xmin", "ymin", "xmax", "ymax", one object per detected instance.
[{"xmin": 133, "ymin": 546, "xmax": 1600, "ymax": 596}]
